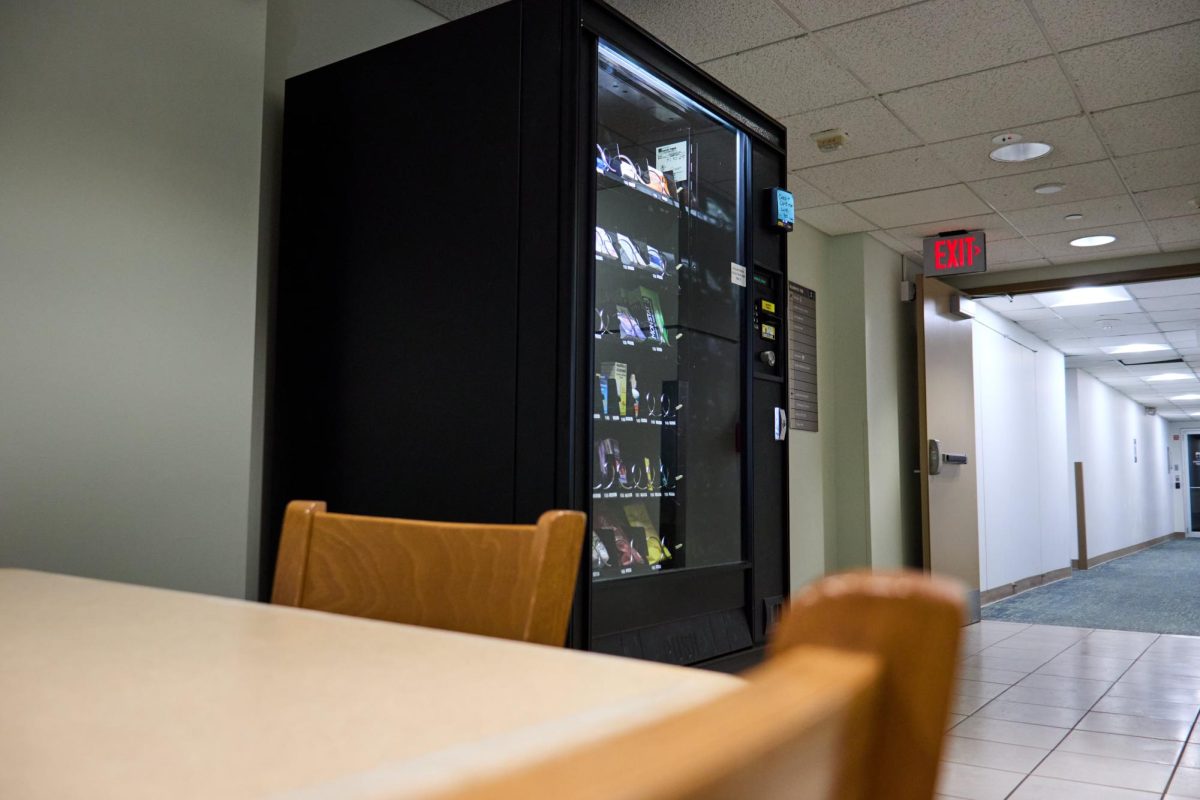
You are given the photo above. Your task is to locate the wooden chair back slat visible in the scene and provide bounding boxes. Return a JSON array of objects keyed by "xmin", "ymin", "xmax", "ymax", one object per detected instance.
[
  {"xmin": 770, "ymin": 570, "xmax": 965, "ymax": 800},
  {"xmin": 271, "ymin": 500, "xmax": 585, "ymax": 646},
  {"xmin": 430, "ymin": 645, "xmax": 881, "ymax": 800}
]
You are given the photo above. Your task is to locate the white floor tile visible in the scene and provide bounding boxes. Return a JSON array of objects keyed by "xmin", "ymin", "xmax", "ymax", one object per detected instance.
[
  {"xmin": 957, "ymin": 665, "xmax": 1028, "ymax": 685},
  {"xmin": 1168, "ymin": 765, "xmax": 1200, "ymax": 798},
  {"xmin": 942, "ymin": 735, "xmax": 1049, "ymax": 772},
  {"xmin": 957, "ymin": 679, "xmax": 1009, "ymax": 700},
  {"xmin": 1009, "ymin": 775, "xmax": 1159, "ymax": 799},
  {"xmin": 975, "ymin": 699, "xmax": 1087, "ymax": 728},
  {"xmin": 950, "ymin": 716, "xmax": 1070, "ymax": 749},
  {"xmin": 1182, "ymin": 743, "xmax": 1200, "ymax": 768},
  {"xmin": 1033, "ymin": 751, "xmax": 1174, "ymax": 793},
  {"xmin": 1057, "ymin": 729, "xmax": 1184, "ymax": 765},
  {"xmin": 1093, "ymin": 695, "xmax": 1200, "ymax": 722},
  {"xmin": 1076, "ymin": 710, "xmax": 1194, "ymax": 741},
  {"xmin": 937, "ymin": 761, "xmax": 1025, "ymax": 800},
  {"xmin": 998, "ymin": 684, "xmax": 1107, "ymax": 710}
]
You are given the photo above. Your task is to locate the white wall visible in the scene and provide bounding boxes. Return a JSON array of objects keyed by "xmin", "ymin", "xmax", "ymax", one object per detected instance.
[
  {"xmin": 0, "ymin": 0, "xmax": 446, "ymax": 598},
  {"xmin": 0, "ymin": 1, "xmax": 267, "ymax": 597},
  {"xmin": 1068, "ymin": 369, "xmax": 1174, "ymax": 558},
  {"xmin": 971, "ymin": 307, "xmax": 1071, "ymax": 591}
]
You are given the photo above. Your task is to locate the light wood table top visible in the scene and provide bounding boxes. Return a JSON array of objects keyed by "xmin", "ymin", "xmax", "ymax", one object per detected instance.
[{"xmin": 0, "ymin": 569, "xmax": 741, "ymax": 799}]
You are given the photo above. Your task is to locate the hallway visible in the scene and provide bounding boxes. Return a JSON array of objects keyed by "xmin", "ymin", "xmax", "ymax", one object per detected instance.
[
  {"xmin": 940, "ymin": 621, "xmax": 1200, "ymax": 799},
  {"xmin": 982, "ymin": 539, "xmax": 1200, "ymax": 636}
]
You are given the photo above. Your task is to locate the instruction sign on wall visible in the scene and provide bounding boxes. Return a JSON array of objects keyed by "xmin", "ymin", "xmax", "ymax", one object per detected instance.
[{"xmin": 788, "ymin": 282, "xmax": 817, "ymax": 432}]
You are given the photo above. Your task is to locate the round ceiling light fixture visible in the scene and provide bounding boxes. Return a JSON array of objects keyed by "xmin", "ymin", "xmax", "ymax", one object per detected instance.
[
  {"xmin": 1034, "ymin": 182, "xmax": 1066, "ymax": 194},
  {"xmin": 1064, "ymin": 213, "xmax": 1083, "ymax": 221},
  {"xmin": 990, "ymin": 141, "xmax": 1053, "ymax": 162},
  {"xmin": 1070, "ymin": 234, "xmax": 1117, "ymax": 247}
]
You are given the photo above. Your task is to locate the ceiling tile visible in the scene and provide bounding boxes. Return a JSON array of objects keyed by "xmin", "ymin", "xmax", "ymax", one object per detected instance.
[
  {"xmin": 1116, "ymin": 144, "xmax": 1200, "ymax": 191},
  {"xmin": 980, "ymin": 294, "xmax": 1043, "ymax": 311},
  {"xmin": 782, "ymin": 99, "xmax": 919, "ymax": 170},
  {"xmin": 1161, "ymin": 240, "xmax": 1200, "ymax": 253},
  {"xmin": 882, "ymin": 58, "xmax": 1080, "ymax": 143},
  {"xmin": 1130, "ymin": 277, "xmax": 1200, "ymax": 297},
  {"xmin": 988, "ymin": 238, "xmax": 1045, "ymax": 264},
  {"xmin": 1151, "ymin": 216, "xmax": 1200, "ymax": 244},
  {"xmin": 927, "ymin": 115, "xmax": 1107, "ymax": 181},
  {"xmin": 794, "ymin": 203, "xmax": 876, "ymax": 235},
  {"xmin": 846, "ymin": 184, "xmax": 991, "ymax": 228},
  {"xmin": 773, "ymin": 0, "xmax": 924, "ymax": 31},
  {"xmin": 701, "ymin": 36, "xmax": 868, "ymax": 117},
  {"xmin": 786, "ymin": 175, "xmax": 836, "ymax": 209},
  {"xmin": 1060, "ymin": 22, "xmax": 1200, "ymax": 111},
  {"xmin": 797, "ymin": 147, "xmax": 957, "ymax": 201},
  {"xmin": 997, "ymin": 307, "xmax": 1063, "ymax": 321},
  {"xmin": 969, "ymin": 160, "xmax": 1126, "ymax": 210},
  {"xmin": 814, "ymin": 0, "xmax": 1048, "ymax": 94},
  {"xmin": 1137, "ymin": 294, "xmax": 1200, "ymax": 312},
  {"xmin": 1028, "ymin": 0, "xmax": 1200, "ymax": 51},
  {"xmin": 1049, "ymin": 244, "xmax": 1161, "ymax": 264},
  {"xmin": 607, "ymin": 0, "xmax": 803, "ymax": 62},
  {"xmin": 987, "ymin": 259, "xmax": 1054, "ymax": 273},
  {"xmin": 1091, "ymin": 93, "xmax": 1200, "ymax": 157},
  {"xmin": 885, "ymin": 213, "xmax": 1020, "ymax": 250},
  {"xmin": 1004, "ymin": 194, "xmax": 1142, "ymax": 236},
  {"xmin": 1151, "ymin": 308, "xmax": 1200, "ymax": 322},
  {"xmin": 1025, "ymin": 220, "xmax": 1156, "ymax": 254},
  {"xmin": 1133, "ymin": 184, "xmax": 1200, "ymax": 220}
]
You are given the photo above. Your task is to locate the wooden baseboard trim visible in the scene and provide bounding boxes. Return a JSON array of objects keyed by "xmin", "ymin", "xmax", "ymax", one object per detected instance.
[
  {"xmin": 981, "ymin": 566, "xmax": 1073, "ymax": 606},
  {"xmin": 1071, "ymin": 532, "xmax": 1185, "ymax": 570}
]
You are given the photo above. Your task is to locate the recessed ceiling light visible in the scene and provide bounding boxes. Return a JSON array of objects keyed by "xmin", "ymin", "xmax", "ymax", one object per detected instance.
[
  {"xmin": 1147, "ymin": 373, "xmax": 1192, "ymax": 382},
  {"xmin": 990, "ymin": 142, "xmax": 1053, "ymax": 162},
  {"xmin": 1071, "ymin": 235, "xmax": 1117, "ymax": 247},
  {"xmin": 1064, "ymin": 213, "xmax": 1083, "ymax": 221},
  {"xmin": 1173, "ymin": 394, "xmax": 1200, "ymax": 401},
  {"xmin": 1095, "ymin": 318, "xmax": 1118, "ymax": 330},
  {"xmin": 1034, "ymin": 182, "xmax": 1065, "ymax": 194},
  {"xmin": 1036, "ymin": 286, "xmax": 1132, "ymax": 307},
  {"xmin": 1102, "ymin": 343, "xmax": 1170, "ymax": 354}
]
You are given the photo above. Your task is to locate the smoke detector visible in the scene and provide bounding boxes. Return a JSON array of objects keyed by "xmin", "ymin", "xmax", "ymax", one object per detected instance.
[{"xmin": 810, "ymin": 128, "xmax": 849, "ymax": 152}]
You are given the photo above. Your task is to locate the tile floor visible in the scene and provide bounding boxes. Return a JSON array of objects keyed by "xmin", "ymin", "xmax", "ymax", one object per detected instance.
[{"xmin": 937, "ymin": 620, "xmax": 1200, "ymax": 799}]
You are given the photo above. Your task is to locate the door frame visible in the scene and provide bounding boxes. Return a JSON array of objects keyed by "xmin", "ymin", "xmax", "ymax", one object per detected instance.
[{"xmin": 1180, "ymin": 428, "xmax": 1200, "ymax": 537}]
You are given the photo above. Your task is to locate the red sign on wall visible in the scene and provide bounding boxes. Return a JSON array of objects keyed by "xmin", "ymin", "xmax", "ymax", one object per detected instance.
[{"xmin": 923, "ymin": 230, "xmax": 987, "ymax": 275}]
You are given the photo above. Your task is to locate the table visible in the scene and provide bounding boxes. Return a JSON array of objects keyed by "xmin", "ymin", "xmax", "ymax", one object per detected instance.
[{"xmin": 0, "ymin": 569, "xmax": 741, "ymax": 799}]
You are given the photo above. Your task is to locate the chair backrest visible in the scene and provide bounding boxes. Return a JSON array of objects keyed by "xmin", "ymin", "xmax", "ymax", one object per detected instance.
[
  {"xmin": 429, "ymin": 645, "xmax": 882, "ymax": 800},
  {"xmin": 271, "ymin": 500, "xmax": 585, "ymax": 646},
  {"xmin": 770, "ymin": 570, "xmax": 965, "ymax": 800}
]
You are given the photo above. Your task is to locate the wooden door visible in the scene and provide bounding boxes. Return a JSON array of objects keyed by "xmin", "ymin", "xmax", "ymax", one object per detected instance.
[{"xmin": 916, "ymin": 276, "xmax": 981, "ymax": 621}]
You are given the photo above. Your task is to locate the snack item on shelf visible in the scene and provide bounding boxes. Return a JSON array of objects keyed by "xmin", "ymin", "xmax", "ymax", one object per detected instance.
[
  {"xmin": 625, "ymin": 502, "xmax": 671, "ymax": 566},
  {"xmin": 638, "ymin": 287, "xmax": 668, "ymax": 345},
  {"xmin": 595, "ymin": 226, "xmax": 619, "ymax": 260},
  {"xmin": 615, "ymin": 305, "xmax": 646, "ymax": 341},
  {"xmin": 591, "ymin": 532, "xmax": 611, "ymax": 569},
  {"xmin": 599, "ymin": 362, "xmax": 628, "ymax": 416},
  {"xmin": 615, "ymin": 234, "xmax": 647, "ymax": 269}
]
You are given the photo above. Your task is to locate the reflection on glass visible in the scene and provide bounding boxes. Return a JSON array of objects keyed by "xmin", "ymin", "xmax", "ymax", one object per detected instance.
[{"xmin": 591, "ymin": 41, "xmax": 743, "ymax": 582}]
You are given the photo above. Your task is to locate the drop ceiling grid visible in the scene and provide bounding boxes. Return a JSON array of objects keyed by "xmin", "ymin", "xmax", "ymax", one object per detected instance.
[
  {"xmin": 986, "ymin": 279, "xmax": 1200, "ymax": 420},
  {"xmin": 758, "ymin": 0, "xmax": 1200, "ymax": 266},
  {"xmin": 417, "ymin": 0, "xmax": 1200, "ymax": 267}
]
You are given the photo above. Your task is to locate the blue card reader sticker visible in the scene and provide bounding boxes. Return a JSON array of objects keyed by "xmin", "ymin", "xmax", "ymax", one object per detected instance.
[{"xmin": 772, "ymin": 188, "xmax": 794, "ymax": 230}]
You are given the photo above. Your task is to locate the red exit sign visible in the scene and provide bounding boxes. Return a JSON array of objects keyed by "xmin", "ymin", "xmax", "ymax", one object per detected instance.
[{"xmin": 923, "ymin": 230, "xmax": 987, "ymax": 275}]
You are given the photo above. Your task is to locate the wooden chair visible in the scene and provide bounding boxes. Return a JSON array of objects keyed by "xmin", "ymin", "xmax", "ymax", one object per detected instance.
[
  {"xmin": 271, "ymin": 500, "xmax": 585, "ymax": 646},
  {"xmin": 427, "ymin": 571, "xmax": 963, "ymax": 800},
  {"xmin": 429, "ymin": 644, "xmax": 882, "ymax": 800},
  {"xmin": 770, "ymin": 570, "xmax": 965, "ymax": 800}
]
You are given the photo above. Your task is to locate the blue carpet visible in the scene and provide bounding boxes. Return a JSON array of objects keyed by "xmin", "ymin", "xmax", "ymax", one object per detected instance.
[{"xmin": 982, "ymin": 538, "xmax": 1200, "ymax": 635}]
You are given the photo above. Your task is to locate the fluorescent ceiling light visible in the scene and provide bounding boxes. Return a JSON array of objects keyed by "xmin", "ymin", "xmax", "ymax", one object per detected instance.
[
  {"xmin": 1101, "ymin": 343, "xmax": 1170, "ymax": 354},
  {"xmin": 1173, "ymin": 394, "xmax": 1200, "ymax": 401},
  {"xmin": 990, "ymin": 142, "xmax": 1052, "ymax": 162},
  {"xmin": 1035, "ymin": 286, "xmax": 1132, "ymax": 308},
  {"xmin": 1070, "ymin": 235, "xmax": 1117, "ymax": 247},
  {"xmin": 1147, "ymin": 373, "xmax": 1192, "ymax": 382},
  {"xmin": 1034, "ymin": 182, "xmax": 1065, "ymax": 194}
]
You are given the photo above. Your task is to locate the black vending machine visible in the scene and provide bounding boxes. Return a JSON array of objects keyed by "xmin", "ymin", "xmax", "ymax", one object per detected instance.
[{"xmin": 267, "ymin": 0, "xmax": 792, "ymax": 669}]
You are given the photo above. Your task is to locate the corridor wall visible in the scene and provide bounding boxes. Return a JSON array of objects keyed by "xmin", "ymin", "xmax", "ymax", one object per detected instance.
[
  {"xmin": 1067, "ymin": 369, "xmax": 1174, "ymax": 558},
  {"xmin": 972, "ymin": 306, "xmax": 1072, "ymax": 591}
]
